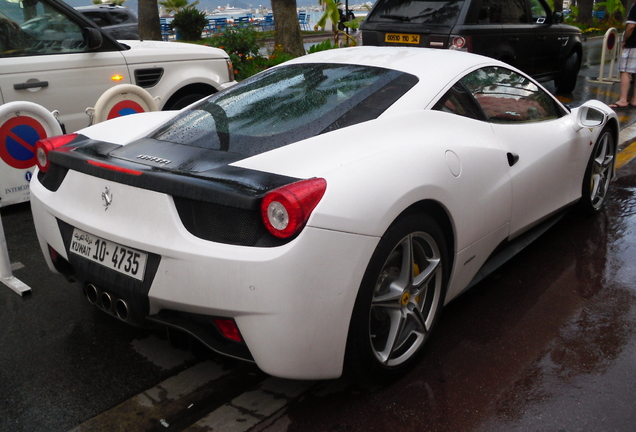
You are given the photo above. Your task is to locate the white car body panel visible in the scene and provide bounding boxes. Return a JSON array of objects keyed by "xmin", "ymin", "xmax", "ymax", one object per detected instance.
[
  {"xmin": 493, "ymin": 117, "xmax": 594, "ymax": 236},
  {"xmin": 0, "ymin": 51, "xmax": 128, "ymax": 132},
  {"xmin": 29, "ymin": 47, "xmax": 619, "ymax": 379},
  {"xmin": 0, "ymin": 41, "xmax": 233, "ymax": 133},
  {"xmin": 235, "ymin": 111, "xmax": 513, "ymax": 251},
  {"xmin": 75, "ymin": 111, "xmax": 181, "ymax": 144}
]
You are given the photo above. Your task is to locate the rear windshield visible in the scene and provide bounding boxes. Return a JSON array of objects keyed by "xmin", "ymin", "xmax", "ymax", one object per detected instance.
[
  {"xmin": 367, "ymin": 0, "xmax": 465, "ymax": 25},
  {"xmin": 151, "ymin": 63, "xmax": 418, "ymax": 156}
]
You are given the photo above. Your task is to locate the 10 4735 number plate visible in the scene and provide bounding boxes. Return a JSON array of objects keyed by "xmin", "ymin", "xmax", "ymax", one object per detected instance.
[{"xmin": 69, "ymin": 228, "xmax": 148, "ymax": 281}]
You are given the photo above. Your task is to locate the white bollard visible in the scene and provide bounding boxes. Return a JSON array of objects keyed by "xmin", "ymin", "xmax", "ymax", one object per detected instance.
[
  {"xmin": 0, "ymin": 210, "xmax": 31, "ymax": 295},
  {"xmin": 590, "ymin": 28, "xmax": 621, "ymax": 84}
]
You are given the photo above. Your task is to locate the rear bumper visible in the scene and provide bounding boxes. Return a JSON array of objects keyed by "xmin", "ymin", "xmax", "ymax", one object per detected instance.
[{"xmin": 30, "ymin": 169, "xmax": 379, "ymax": 379}]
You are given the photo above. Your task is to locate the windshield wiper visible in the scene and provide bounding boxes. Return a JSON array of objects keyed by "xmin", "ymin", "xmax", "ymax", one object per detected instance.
[{"xmin": 379, "ymin": 9, "xmax": 437, "ymax": 22}]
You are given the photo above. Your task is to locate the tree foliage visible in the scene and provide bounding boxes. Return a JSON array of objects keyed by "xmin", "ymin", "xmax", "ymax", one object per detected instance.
[
  {"xmin": 159, "ymin": 0, "xmax": 199, "ymax": 15},
  {"xmin": 172, "ymin": 5, "xmax": 207, "ymax": 40}
]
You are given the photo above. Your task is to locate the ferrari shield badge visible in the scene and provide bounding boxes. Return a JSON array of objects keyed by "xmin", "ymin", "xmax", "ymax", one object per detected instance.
[{"xmin": 101, "ymin": 186, "xmax": 113, "ymax": 210}]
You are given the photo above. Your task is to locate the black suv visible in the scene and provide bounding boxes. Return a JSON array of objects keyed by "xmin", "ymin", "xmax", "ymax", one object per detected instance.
[
  {"xmin": 75, "ymin": 4, "xmax": 138, "ymax": 40},
  {"xmin": 360, "ymin": 0, "xmax": 582, "ymax": 93}
]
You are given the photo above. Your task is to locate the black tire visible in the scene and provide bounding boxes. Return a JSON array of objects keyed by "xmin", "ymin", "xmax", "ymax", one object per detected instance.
[
  {"xmin": 165, "ymin": 93, "xmax": 209, "ymax": 110},
  {"xmin": 579, "ymin": 125, "xmax": 615, "ymax": 214},
  {"xmin": 555, "ymin": 51, "xmax": 580, "ymax": 94},
  {"xmin": 346, "ymin": 212, "xmax": 449, "ymax": 382}
]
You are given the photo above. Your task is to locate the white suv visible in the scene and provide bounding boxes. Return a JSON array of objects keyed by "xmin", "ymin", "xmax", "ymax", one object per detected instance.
[{"xmin": 0, "ymin": 0, "xmax": 235, "ymax": 133}]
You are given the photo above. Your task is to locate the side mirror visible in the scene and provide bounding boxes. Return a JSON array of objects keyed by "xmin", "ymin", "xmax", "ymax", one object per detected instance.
[
  {"xmin": 83, "ymin": 27, "xmax": 103, "ymax": 50},
  {"xmin": 575, "ymin": 106, "xmax": 606, "ymax": 131},
  {"xmin": 553, "ymin": 11, "xmax": 564, "ymax": 23}
]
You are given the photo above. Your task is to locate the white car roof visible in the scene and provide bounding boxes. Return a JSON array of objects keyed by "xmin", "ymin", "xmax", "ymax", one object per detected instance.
[{"xmin": 285, "ymin": 46, "xmax": 503, "ymax": 82}]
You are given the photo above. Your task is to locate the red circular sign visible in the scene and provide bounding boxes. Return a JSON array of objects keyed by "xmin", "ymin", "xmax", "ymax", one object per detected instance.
[
  {"xmin": 607, "ymin": 33, "xmax": 616, "ymax": 51},
  {"xmin": 107, "ymin": 100, "xmax": 146, "ymax": 120},
  {"xmin": 0, "ymin": 116, "xmax": 47, "ymax": 169}
]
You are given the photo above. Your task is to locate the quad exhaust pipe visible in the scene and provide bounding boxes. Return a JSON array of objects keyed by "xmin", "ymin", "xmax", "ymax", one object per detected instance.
[
  {"xmin": 84, "ymin": 283, "xmax": 130, "ymax": 321},
  {"xmin": 115, "ymin": 298, "xmax": 129, "ymax": 321}
]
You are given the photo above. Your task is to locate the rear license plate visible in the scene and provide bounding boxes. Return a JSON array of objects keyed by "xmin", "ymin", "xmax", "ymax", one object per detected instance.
[
  {"xmin": 70, "ymin": 228, "xmax": 148, "ymax": 281},
  {"xmin": 385, "ymin": 33, "xmax": 420, "ymax": 44}
]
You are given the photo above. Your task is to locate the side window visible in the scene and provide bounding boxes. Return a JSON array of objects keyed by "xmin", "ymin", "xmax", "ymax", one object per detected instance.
[
  {"xmin": 0, "ymin": 0, "xmax": 87, "ymax": 58},
  {"xmin": 466, "ymin": 0, "xmax": 503, "ymax": 24},
  {"xmin": 460, "ymin": 66, "xmax": 563, "ymax": 123},
  {"xmin": 432, "ymin": 83, "xmax": 485, "ymax": 121},
  {"xmin": 83, "ymin": 12, "xmax": 110, "ymax": 27},
  {"xmin": 529, "ymin": 0, "xmax": 548, "ymax": 22},
  {"xmin": 501, "ymin": 0, "xmax": 529, "ymax": 23},
  {"xmin": 111, "ymin": 11, "xmax": 131, "ymax": 25}
]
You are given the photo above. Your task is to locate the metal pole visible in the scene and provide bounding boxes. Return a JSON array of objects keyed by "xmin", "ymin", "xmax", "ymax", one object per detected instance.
[{"xmin": 0, "ymin": 209, "xmax": 31, "ymax": 296}]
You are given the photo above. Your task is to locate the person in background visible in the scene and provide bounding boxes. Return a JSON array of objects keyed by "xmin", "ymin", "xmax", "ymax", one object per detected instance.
[{"xmin": 611, "ymin": 0, "xmax": 636, "ymax": 109}]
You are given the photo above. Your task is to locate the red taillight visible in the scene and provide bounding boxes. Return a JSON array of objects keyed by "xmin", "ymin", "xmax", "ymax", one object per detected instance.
[
  {"xmin": 450, "ymin": 36, "xmax": 471, "ymax": 51},
  {"xmin": 214, "ymin": 318, "xmax": 242, "ymax": 342},
  {"xmin": 48, "ymin": 245, "xmax": 59, "ymax": 263},
  {"xmin": 35, "ymin": 133, "xmax": 78, "ymax": 172},
  {"xmin": 260, "ymin": 178, "xmax": 327, "ymax": 239}
]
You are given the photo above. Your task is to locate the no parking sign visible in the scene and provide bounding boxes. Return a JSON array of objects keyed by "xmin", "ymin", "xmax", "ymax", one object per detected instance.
[
  {"xmin": 0, "ymin": 101, "xmax": 62, "ymax": 208},
  {"xmin": 92, "ymin": 84, "xmax": 158, "ymax": 125},
  {"xmin": 0, "ymin": 102, "xmax": 58, "ymax": 295},
  {"xmin": 106, "ymin": 99, "xmax": 146, "ymax": 120},
  {"xmin": 0, "ymin": 116, "xmax": 47, "ymax": 169}
]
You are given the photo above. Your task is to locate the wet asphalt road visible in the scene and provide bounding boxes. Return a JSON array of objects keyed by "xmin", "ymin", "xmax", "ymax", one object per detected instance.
[
  {"xmin": 2, "ymin": 38, "xmax": 636, "ymax": 432},
  {"xmin": 272, "ymin": 155, "xmax": 636, "ymax": 432}
]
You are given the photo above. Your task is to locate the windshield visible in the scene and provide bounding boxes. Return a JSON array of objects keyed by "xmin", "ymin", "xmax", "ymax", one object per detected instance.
[
  {"xmin": 151, "ymin": 63, "xmax": 418, "ymax": 156},
  {"xmin": 367, "ymin": 0, "xmax": 465, "ymax": 25}
]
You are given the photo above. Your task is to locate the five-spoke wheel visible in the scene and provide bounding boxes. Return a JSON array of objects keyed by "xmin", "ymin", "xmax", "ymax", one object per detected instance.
[
  {"xmin": 580, "ymin": 126, "xmax": 615, "ymax": 214},
  {"xmin": 347, "ymin": 212, "xmax": 448, "ymax": 381}
]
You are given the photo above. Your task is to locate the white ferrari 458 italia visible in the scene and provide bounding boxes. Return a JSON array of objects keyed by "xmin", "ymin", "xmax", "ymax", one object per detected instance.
[{"xmin": 30, "ymin": 47, "xmax": 618, "ymax": 381}]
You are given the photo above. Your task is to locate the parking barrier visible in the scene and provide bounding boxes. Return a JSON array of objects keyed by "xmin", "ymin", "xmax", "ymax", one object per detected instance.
[
  {"xmin": 0, "ymin": 209, "xmax": 30, "ymax": 295},
  {"xmin": 0, "ymin": 101, "xmax": 62, "ymax": 295},
  {"xmin": 590, "ymin": 27, "xmax": 621, "ymax": 84}
]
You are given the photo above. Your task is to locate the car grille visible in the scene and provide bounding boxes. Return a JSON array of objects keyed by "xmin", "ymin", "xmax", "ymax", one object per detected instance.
[
  {"xmin": 173, "ymin": 197, "xmax": 282, "ymax": 247},
  {"xmin": 134, "ymin": 68, "xmax": 164, "ymax": 88}
]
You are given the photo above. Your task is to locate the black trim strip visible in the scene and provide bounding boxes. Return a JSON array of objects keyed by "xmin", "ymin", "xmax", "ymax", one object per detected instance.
[{"xmin": 45, "ymin": 136, "xmax": 301, "ymax": 209}]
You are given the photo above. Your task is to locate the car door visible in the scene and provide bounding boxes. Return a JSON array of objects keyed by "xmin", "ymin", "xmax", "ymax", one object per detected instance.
[
  {"xmin": 529, "ymin": 0, "xmax": 562, "ymax": 77},
  {"xmin": 461, "ymin": 66, "xmax": 588, "ymax": 236},
  {"xmin": 0, "ymin": 0, "xmax": 131, "ymax": 133},
  {"xmin": 495, "ymin": 0, "xmax": 536, "ymax": 73}
]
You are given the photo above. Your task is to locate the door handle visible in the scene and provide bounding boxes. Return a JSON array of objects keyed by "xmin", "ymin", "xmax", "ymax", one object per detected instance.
[
  {"xmin": 507, "ymin": 152, "xmax": 519, "ymax": 167},
  {"xmin": 13, "ymin": 80, "xmax": 49, "ymax": 90}
]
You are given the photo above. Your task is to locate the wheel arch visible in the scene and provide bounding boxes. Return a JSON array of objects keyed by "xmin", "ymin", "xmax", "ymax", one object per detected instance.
[
  {"xmin": 562, "ymin": 43, "xmax": 583, "ymax": 69},
  {"xmin": 343, "ymin": 198, "xmax": 455, "ymax": 381},
  {"xmin": 605, "ymin": 116, "xmax": 619, "ymax": 181},
  {"xmin": 162, "ymin": 83, "xmax": 217, "ymax": 110},
  {"xmin": 395, "ymin": 199, "xmax": 456, "ymax": 272},
  {"xmin": 607, "ymin": 116, "xmax": 620, "ymax": 145}
]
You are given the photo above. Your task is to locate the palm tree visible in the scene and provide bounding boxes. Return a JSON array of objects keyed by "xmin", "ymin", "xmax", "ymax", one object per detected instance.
[
  {"xmin": 138, "ymin": 0, "xmax": 162, "ymax": 40},
  {"xmin": 159, "ymin": 0, "xmax": 199, "ymax": 15},
  {"xmin": 271, "ymin": 0, "xmax": 304, "ymax": 56}
]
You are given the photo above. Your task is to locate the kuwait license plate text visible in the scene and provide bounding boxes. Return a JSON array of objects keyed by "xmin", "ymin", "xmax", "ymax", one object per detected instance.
[{"xmin": 70, "ymin": 228, "xmax": 148, "ymax": 281}]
